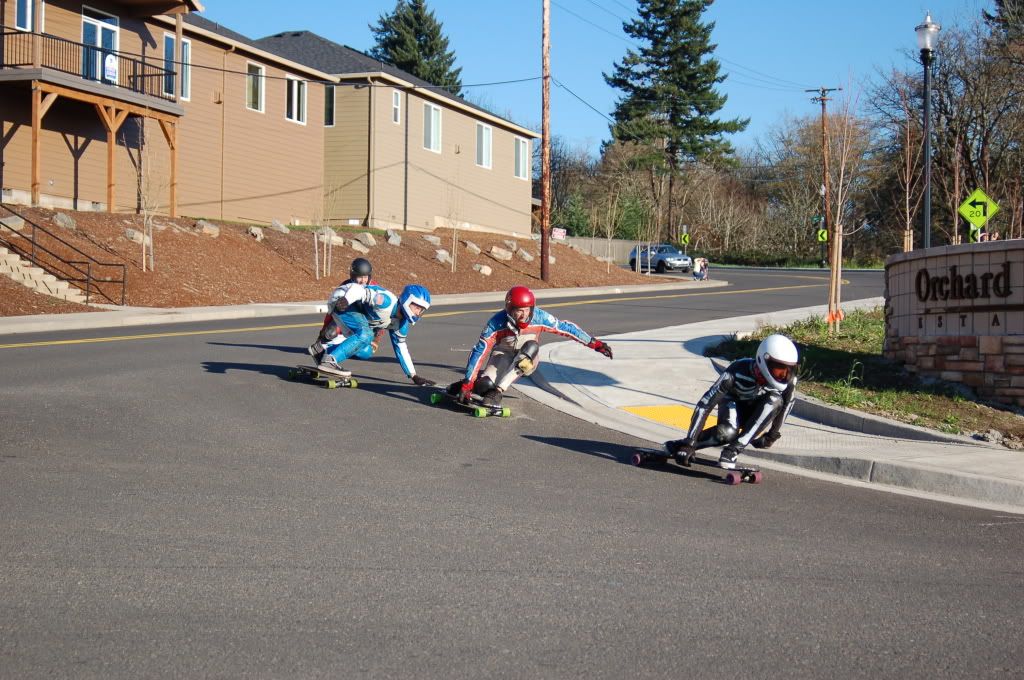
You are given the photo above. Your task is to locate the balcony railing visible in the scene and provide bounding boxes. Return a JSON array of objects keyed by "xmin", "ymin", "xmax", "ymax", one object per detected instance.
[{"xmin": 1, "ymin": 29, "xmax": 176, "ymax": 102}]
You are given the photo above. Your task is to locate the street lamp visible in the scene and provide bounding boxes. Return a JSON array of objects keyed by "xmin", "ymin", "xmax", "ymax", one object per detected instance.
[{"xmin": 916, "ymin": 12, "xmax": 940, "ymax": 248}]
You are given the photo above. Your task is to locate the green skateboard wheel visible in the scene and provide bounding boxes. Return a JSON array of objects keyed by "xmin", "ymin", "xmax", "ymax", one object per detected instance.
[
  {"xmin": 430, "ymin": 392, "xmax": 443, "ymax": 404},
  {"xmin": 501, "ymin": 407, "xmax": 511, "ymax": 417},
  {"xmin": 473, "ymin": 407, "xmax": 487, "ymax": 418}
]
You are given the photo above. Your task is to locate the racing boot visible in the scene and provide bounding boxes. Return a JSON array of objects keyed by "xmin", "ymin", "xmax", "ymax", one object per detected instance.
[
  {"xmin": 718, "ymin": 445, "xmax": 740, "ymax": 470},
  {"xmin": 317, "ymin": 354, "xmax": 351, "ymax": 377}
]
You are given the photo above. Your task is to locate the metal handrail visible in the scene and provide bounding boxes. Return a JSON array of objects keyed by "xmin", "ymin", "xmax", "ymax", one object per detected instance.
[
  {"xmin": 0, "ymin": 27, "xmax": 176, "ymax": 102},
  {"xmin": 0, "ymin": 204, "xmax": 127, "ymax": 305}
]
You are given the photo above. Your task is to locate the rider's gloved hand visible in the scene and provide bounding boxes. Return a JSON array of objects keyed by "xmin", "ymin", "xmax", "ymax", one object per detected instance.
[
  {"xmin": 459, "ymin": 380, "xmax": 475, "ymax": 402},
  {"xmin": 752, "ymin": 432, "xmax": 781, "ymax": 449},
  {"xmin": 665, "ymin": 438, "xmax": 696, "ymax": 466},
  {"xmin": 412, "ymin": 375, "xmax": 436, "ymax": 387},
  {"xmin": 587, "ymin": 338, "xmax": 613, "ymax": 359}
]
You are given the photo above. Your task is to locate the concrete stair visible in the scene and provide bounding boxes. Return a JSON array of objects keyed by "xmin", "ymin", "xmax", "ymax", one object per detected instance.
[{"xmin": 0, "ymin": 247, "xmax": 89, "ymax": 304}]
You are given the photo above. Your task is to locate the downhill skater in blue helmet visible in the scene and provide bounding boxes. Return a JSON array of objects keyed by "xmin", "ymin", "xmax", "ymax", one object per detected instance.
[{"xmin": 316, "ymin": 281, "xmax": 435, "ymax": 386}]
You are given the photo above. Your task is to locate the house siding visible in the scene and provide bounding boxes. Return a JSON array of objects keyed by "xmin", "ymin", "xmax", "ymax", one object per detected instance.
[
  {"xmin": 368, "ymin": 84, "xmax": 533, "ymax": 237},
  {"xmin": 323, "ymin": 81, "xmax": 368, "ymax": 224},
  {"xmin": 0, "ymin": 1, "xmax": 325, "ymax": 223}
]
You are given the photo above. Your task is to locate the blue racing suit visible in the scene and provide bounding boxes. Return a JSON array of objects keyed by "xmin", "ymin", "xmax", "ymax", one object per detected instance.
[
  {"xmin": 324, "ymin": 283, "xmax": 420, "ymax": 378},
  {"xmin": 463, "ymin": 306, "xmax": 593, "ymax": 385}
]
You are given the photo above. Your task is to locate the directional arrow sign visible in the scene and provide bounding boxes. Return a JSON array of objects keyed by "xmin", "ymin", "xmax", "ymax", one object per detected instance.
[
  {"xmin": 958, "ymin": 189, "xmax": 1000, "ymax": 229},
  {"xmin": 816, "ymin": 229, "xmax": 828, "ymax": 242},
  {"xmin": 680, "ymin": 233, "xmax": 691, "ymax": 246}
]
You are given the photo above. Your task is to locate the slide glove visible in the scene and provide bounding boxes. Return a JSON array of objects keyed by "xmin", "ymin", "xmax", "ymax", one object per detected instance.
[
  {"xmin": 666, "ymin": 438, "xmax": 696, "ymax": 467},
  {"xmin": 411, "ymin": 375, "xmax": 436, "ymax": 387},
  {"xmin": 752, "ymin": 432, "xmax": 781, "ymax": 449},
  {"xmin": 459, "ymin": 380, "xmax": 475, "ymax": 403},
  {"xmin": 588, "ymin": 338, "xmax": 613, "ymax": 359}
]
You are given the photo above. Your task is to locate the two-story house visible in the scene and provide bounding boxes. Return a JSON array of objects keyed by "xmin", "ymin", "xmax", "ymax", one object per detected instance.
[
  {"xmin": 1, "ymin": 2, "xmax": 333, "ymax": 224},
  {"xmin": 253, "ymin": 31, "xmax": 540, "ymax": 238}
]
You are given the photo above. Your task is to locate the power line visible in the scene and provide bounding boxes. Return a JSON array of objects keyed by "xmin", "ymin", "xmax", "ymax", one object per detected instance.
[{"xmin": 553, "ymin": 77, "xmax": 616, "ymax": 124}]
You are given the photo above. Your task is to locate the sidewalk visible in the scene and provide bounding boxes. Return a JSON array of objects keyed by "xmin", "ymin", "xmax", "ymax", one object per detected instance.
[{"xmin": 516, "ymin": 297, "xmax": 1024, "ymax": 515}]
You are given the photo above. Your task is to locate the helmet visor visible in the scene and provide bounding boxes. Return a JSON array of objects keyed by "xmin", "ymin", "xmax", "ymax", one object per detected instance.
[{"xmin": 766, "ymin": 358, "xmax": 793, "ymax": 383}]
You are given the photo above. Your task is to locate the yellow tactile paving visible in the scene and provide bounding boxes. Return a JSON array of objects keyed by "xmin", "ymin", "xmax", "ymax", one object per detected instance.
[{"xmin": 621, "ymin": 404, "xmax": 717, "ymax": 429}]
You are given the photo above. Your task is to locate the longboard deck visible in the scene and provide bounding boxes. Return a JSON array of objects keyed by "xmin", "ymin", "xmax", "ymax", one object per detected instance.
[
  {"xmin": 429, "ymin": 390, "xmax": 511, "ymax": 418},
  {"xmin": 288, "ymin": 365, "xmax": 358, "ymax": 389},
  {"xmin": 631, "ymin": 447, "xmax": 762, "ymax": 485}
]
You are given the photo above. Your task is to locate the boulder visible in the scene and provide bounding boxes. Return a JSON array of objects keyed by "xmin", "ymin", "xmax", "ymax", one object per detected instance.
[
  {"xmin": 422, "ymin": 234, "xmax": 442, "ymax": 246},
  {"xmin": 387, "ymin": 233, "xmax": 402, "ymax": 246},
  {"xmin": 355, "ymin": 232, "xmax": 377, "ymax": 248},
  {"xmin": 247, "ymin": 226, "xmax": 264, "ymax": 242},
  {"xmin": 196, "ymin": 219, "xmax": 220, "ymax": 238},
  {"xmin": 350, "ymin": 240, "xmax": 370, "ymax": 254},
  {"xmin": 489, "ymin": 246, "xmax": 513, "ymax": 262},
  {"xmin": 0, "ymin": 215, "xmax": 25, "ymax": 232},
  {"xmin": 53, "ymin": 212, "xmax": 76, "ymax": 230},
  {"xmin": 503, "ymin": 239, "xmax": 518, "ymax": 252},
  {"xmin": 435, "ymin": 249, "xmax": 452, "ymax": 264},
  {"xmin": 269, "ymin": 219, "xmax": 290, "ymax": 234},
  {"xmin": 517, "ymin": 248, "xmax": 535, "ymax": 263},
  {"xmin": 124, "ymin": 228, "xmax": 151, "ymax": 247},
  {"xmin": 473, "ymin": 264, "xmax": 492, "ymax": 276},
  {"xmin": 317, "ymin": 227, "xmax": 344, "ymax": 246},
  {"xmin": 549, "ymin": 256, "xmax": 556, "ymax": 265},
  {"xmin": 462, "ymin": 240, "xmax": 481, "ymax": 255}
]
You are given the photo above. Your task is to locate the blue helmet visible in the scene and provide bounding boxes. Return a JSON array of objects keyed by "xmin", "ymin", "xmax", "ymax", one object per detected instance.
[{"xmin": 399, "ymin": 284, "xmax": 431, "ymax": 324}]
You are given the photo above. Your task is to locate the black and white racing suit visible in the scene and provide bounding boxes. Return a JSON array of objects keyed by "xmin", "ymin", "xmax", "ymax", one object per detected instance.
[{"xmin": 676, "ymin": 357, "xmax": 796, "ymax": 456}]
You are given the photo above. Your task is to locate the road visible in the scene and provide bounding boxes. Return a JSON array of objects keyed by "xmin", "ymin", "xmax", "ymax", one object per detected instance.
[{"xmin": 2, "ymin": 269, "xmax": 1022, "ymax": 679}]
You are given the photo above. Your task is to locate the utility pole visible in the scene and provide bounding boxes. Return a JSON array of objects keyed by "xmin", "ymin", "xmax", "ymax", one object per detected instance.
[
  {"xmin": 807, "ymin": 86, "xmax": 842, "ymax": 333},
  {"xmin": 540, "ymin": 0, "xmax": 551, "ymax": 281}
]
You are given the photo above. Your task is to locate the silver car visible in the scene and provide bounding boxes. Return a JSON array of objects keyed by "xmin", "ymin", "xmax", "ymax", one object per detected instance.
[{"xmin": 629, "ymin": 244, "xmax": 692, "ymax": 273}]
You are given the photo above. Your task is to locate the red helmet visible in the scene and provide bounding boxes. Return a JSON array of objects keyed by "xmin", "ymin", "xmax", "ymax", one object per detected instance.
[{"xmin": 505, "ymin": 286, "xmax": 535, "ymax": 329}]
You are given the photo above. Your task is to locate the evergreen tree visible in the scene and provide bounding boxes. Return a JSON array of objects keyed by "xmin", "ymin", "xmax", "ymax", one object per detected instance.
[
  {"xmin": 604, "ymin": 0, "xmax": 747, "ymax": 241},
  {"xmin": 369, "ymin": 0, "xmax": 462, "ymax": 96}
]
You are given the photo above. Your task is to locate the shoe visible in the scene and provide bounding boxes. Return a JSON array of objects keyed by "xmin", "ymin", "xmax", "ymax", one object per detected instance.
[
  {"xmin": 317, "ymin": 355, "xmax": 351, "ymax": 377},
  {"xmin": 481, "ymin": 389, "xmax": 502, "ymax": 407},
  {"xmin": 719, "ymin": 446, "xmax": 739, "ymax": 470}
]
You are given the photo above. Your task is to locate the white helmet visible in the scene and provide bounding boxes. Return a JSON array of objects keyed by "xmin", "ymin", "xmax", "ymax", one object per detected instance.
[{"xmin": 755, "ymin": 334, "xmax": 799, "ymax": 391}]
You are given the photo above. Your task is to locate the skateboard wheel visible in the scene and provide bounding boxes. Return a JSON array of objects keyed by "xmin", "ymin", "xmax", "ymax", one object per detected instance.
[
  {"xmin": 473, "ymin": 407, "xmax": 487, "ymax": 418},
  {"xmin": 750, "ymin": 471, "xmax": 763, "ymax": 484},
  {"xmin": 631, "ymin": 452, "xmax": 645, "ymax": 467},
  {"xmin": 500, "ymin": 407, "xmax": 511, "ymax": 418},
  {"xmin": 430, "ymin": 392, "xmax": 443, "ymax": 404},
  {"xmin": 287, "ymin": 368, "xmax": 297, "ymax": 379},
  {"xmin": 724, "ymin": 471, "xmax": 743, "ymax": 486},
  {"xmin": 326, "ymin": 380, "xmax": 338, "ymax": 389},
  {"xmin": 348, "ymin": 379, "xmax": 358, "ymax": 388}
]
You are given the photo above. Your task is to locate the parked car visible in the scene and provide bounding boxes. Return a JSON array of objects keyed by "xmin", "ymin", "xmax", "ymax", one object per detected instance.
[{"xmin": 628, "ymin": 244, "xmax": 692, "ymax": 273}]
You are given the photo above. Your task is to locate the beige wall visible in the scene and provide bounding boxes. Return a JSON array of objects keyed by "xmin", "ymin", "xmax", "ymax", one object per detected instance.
[
  {"xmin": 0, "ymin": 0, "xmax": 325, "ymax": 223},
  {"xmin": 371, "ymin": 85, "xmax": 534, "ymax": 236},
  {"xmin": 323, "ymin": 82, "xmax": 369, "ymax": 224}
]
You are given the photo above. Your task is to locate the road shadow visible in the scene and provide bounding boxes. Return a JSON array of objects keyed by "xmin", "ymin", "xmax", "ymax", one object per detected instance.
[
  {"xmin": 208, "ymin": 341, "xmax": 307, "ymax": 354},
  {"xmin": 521, "ymin": 436, "xmax": 721, "ymax": 482},
  {"xmin": 200, "ymin": 361, "xmax": 293, "ymax": 379}
]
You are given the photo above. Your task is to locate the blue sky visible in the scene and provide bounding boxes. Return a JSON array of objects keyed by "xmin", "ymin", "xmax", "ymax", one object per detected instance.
[{"xmin": 202, "ymin": 0, "xmax": 991, "ymax": 156}]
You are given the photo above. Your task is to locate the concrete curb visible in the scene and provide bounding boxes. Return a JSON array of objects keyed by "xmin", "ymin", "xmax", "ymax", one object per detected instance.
[{"xmin": 0, "ymin": 280, "xmax": 722, "ymax": 336}]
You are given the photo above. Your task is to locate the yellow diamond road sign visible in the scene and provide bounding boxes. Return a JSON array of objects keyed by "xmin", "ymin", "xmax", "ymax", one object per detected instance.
[{"xmin": 959, "ymin": 189, "xmax": 999, "ymax": 229}]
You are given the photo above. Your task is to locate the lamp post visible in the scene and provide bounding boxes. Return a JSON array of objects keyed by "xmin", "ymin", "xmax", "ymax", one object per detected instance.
[{"xmin": 916, "ymin": 12, "xmax": 940, "ymax": 248}]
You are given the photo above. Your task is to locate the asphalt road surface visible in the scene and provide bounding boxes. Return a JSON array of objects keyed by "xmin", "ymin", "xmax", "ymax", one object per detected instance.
[{"xmin": 2, "ymin": 269, "xmax": 1022, "ymax": 679}]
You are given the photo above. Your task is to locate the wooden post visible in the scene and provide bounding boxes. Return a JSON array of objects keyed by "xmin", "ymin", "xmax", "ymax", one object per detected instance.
[
  {"xmin": 31, "ymin": 83, "xmax": 41, "ymax": 205},
  {"xmin": 540, "ymin": 0, "xmax": 551, "ymax": 281},
  {"xmin": 96, "ymin": 104, "xmax": 128, "ymax": 212},
  {"xmin": 159, "ymin": 120, "xmax": 178, "ymax": 218},
  {"xmin": 31, "ymin": 0, "xmax": 42, "ymax": 67}
]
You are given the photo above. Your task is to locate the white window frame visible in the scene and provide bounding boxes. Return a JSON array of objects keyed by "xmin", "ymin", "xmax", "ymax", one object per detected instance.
[
  {"xmin": 514, "ymin": 137, "xmax": 530, "ymax": 180},
  {"xmin": 392, "ymin": 90, "xmax": 401, "ymax": 125},
  {"xmin": 475, "ymin": 123, "xmax": 492, "ymax": 169},
  {"xmin": 15, "ymin": 0, "xmax": 41, "ymax": 31},
  {"xmin": 285, "ymin": 77, "xmax": 307, "ymax": 124},
  {"xmin": 81, "ymin": 6, "xmax": 119, "ymax": 84},
  {"xmin": 423, "ymin": 102, "xmax": 441, "ymax": 153},
  {"xmin": 161, "ymin": 34, "xmax": 190, "ymax": 100},
  {"xmin": 246, "ymin": 62, "xmax": 265, "ymax": 113},
  {"xmin": 324, "ymin": 84, "xmax": 335, "ymax": 127}
]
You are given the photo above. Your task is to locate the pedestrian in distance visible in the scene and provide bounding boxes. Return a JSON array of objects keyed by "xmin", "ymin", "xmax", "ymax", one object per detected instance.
[
  {"xmin": 665, "ymin": 334, "xmax": 799, "ymax": 470},
  {"xmin": 317, "ymin": 281, "xmax": 436, "ymax": 387},
  {"xmin": 447, "ymin": 285, "xmax": 613, "ymax": 407}
]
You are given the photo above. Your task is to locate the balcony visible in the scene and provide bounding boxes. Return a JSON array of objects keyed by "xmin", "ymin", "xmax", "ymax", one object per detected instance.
[{"xmin": 1, "ymin": 29, "xmax": 181, "ymax": 113}]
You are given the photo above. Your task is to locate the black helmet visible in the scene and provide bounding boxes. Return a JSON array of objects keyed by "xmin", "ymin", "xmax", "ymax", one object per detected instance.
[{"xmin": 350, "ymin": 258, "xmax": 372, "ymax": 280}]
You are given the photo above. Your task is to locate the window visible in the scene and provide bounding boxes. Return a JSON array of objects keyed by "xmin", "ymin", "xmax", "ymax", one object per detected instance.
[
  {"xmin": 81, "ymin": 7, "xmax": 118, "ymax": 85},
  {"xmin": 423, "ymin": 103, "xmax": 441, "ymax": 153},
  {"xmin": 324, "ymin": 85, "xmax": 335, "ymax": 126},
  {"xmin": 162, "ymin": 35, "xmax": 191, "ymax": 99},
  {"xmin": 392, "ymin": 90, "xmax": 401, "ymax": 124},
  {"xmin": 514, "ymin": 137, "xmax": 530, "ymax": 180},
  {"xmin": 286, "ymin": 78, "xmax": 306, "ymax": 123},
  {"xmin": 475, "ymin": 123, "xmax": 492, "ymax": 169},
  {"xmin": 15, "ymin": 0, "xmax": 33, "ymax": 31},
  {"xmin": 246, "ymin": 63, "xmax": 264, "ymax": 112}
]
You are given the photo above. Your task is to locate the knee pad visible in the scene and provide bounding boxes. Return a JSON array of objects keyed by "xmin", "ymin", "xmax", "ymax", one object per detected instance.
[
  {"xmin": 716, "ymin": 422, "xmax": 738, "ymax": 444},
  {"xmin": 473, "ymin": 376, "xmax": 496, "ymax": 397},
  {"xmin": 513, "ymin": 340, "xmax": 540, "ymax": 376},
  {"xmin": 321, "ymin": 321, "xmax": 339, "ymax": 342}
]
